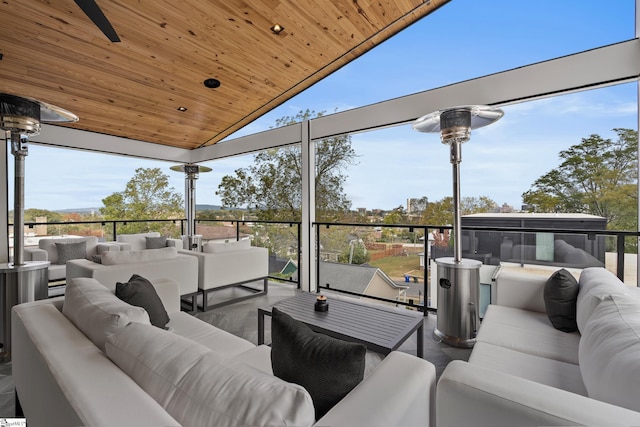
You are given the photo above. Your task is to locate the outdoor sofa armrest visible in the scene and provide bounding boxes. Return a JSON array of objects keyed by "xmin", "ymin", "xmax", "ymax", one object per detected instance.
[
  {"xmin": 65, "ymin": 258, "xmax": 107, "ymax": 283},
  {"xmin": 316, "ymin": 351, "xmax": 436, "ymax": 427},
  {"xmin": 96, "ymin": 242, "xmax": 121, "ymax": 254},
  {"xmin": 149, "ymin": 278, "xmax": 181, "ymax": 315},
  {"xmin": 437, "ymin": 360, "xmax": 640, "ymax": 427},
  {"xmin": 24, "ymin": 247, "xmax": 48, "ymax": 262}
]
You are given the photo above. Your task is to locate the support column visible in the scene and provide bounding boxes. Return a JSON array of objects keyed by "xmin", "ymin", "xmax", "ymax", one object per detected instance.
[
  {"xmin": 637, "ymin": 78, "xmax": 640, "ymax": 288},
  {"xmin": 0, "ymin": 132, "xmax": 8, "ymax": 264},
  {"xmin": 300, "ymin": 120, "xmax": 316, "ymax": 292}
]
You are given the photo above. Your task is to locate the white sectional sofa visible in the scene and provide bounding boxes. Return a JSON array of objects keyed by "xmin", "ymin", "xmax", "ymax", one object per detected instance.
[
  {"xmin": 23, "ymin": 236, "xmax": 120, "ymax": 281},
  {"xmin": 12, "ymin": 277, "xmax": 436, "ymax": 427},
  {"xmin": 66, "ymin": 246, "xmax": 199, "ymax": 307},
  {"xmin": 180, "ymin": 239, "xmax": 269, "ymax": 311},
  {"xmin": 437, "ymin": 266, "xmax": 640, "ymax": 426}
]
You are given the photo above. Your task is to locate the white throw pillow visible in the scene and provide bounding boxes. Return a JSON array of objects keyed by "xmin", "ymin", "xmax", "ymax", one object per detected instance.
[
  {"xmin": 203, "ymin": 239, "xmax": 251, "ymax": 254},
  {"xmin": 62, "ymin": 277, "xmax": 150, "ymax": 352},
  {"xmin": 579, "ymin": 293, "xmax": 640, "ymax": 412},
  {"xmin": 576, "ymin": 267, "xmax": 628, "ymax": 333},
  {"xmin": 106, "ymin": 323, "xmax": 315, "ymax": 427},
  {"xmin": 102, "ymin": 246, "xmax": 178, "ymax": 265}
]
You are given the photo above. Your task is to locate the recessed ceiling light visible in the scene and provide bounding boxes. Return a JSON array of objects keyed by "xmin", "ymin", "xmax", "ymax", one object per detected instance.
[
  {"xmin": 270, "ymin": 24, "xmax": 284, "ymax": 34},
  {"xmin": 203, "ymin": 78, "xmax": 221, "ymax": 89},
  {"xmin": 177, "ymin": 106, "xmax": 187, "ymax": 112}
]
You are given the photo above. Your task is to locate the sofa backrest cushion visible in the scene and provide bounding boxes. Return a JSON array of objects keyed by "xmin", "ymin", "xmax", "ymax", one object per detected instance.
[
  {"xmin": 62, "ymin": 277, "xmax": 150, "ymax": 352},
  {"xmin": 203, "ymin": 239, "xmax": 251, "ymax": 254},
  {"xmin": 579, "ymin": 293, "xmax": 640, "ymax": 412},
  {"xmin": 116, "ymin": 232, "xmax": 161, "ymax": 252},
  {"xmin": 105, "ymin": 322, "xmax": 315, "ymax": 427},
  {"xmin": 576, "ymin": 267, "xmax": 628, "ymax": 333},
  {"xmin": 102, "ymin": 246, "xmax": 178, "ymax": 266},
  {"xmin": 39, "ymin": 236, "xmax": 99, "ymax": 263}
]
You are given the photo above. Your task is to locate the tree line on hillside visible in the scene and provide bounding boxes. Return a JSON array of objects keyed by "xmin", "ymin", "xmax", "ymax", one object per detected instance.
[{"xmin": 22, "ymin": 118, "xmax": 638, "ymax": 238}]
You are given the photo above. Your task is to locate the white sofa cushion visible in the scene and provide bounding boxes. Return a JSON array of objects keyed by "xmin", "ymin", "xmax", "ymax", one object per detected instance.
[
  {"xmin": 116, "ymin": 232, "xmax": 161, "ymax": 252},
  {"xmin": 469, "ymin": 341, "xmax": 587, "ymax": 396},
  {"xmin": 579, "ymin": 293, "xmax": 640, "ymax": 412},
  {"xmin": 576, "ymin": 267, "xmax": 628, "ymax": 333},
  {"xmin": 106, "ymin": 322, "xmax": 315, "ymax": 427},
  {"xmin": 203, "ymin": 239, "xmax": 251, "ymax": 254},
  {"xmin": 102, "ymin": 246, "xmax": 177, "ymax": 265},
  {"xmin": 167, "ymin": 312, "xmax": 255, "ymax": 358},
  {"xmin": 476, "ymin": 305, "xmax": 580, "ymax": 365},
  {"xmin": 62, "ymin": 277, "xmax": 150, "ymax": 351}
]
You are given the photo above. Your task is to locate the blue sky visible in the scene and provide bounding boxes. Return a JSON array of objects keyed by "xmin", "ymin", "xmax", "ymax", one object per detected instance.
[{"xmin": 10, "ymin": 0, "xmax": 637, "ymax": 212}]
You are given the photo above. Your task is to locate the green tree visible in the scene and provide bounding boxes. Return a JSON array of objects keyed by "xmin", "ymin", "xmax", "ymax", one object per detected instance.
[
  {"xmin": 24, "ymin": 208, "xmax": 63, "ymax": 223},
  {"xmin": 216, "ymin": 110, "xmax": 357, "ymax": 221},
  {"xmin": 421, "ymin": 196, "xmax": 497, "ymax": 226},
  {"xmin": 100, "ymin": 167, "xmax": 184, "ymax": 235},
  {"xmin": 522, "ymin": 128, "xmax": 638, "ymax": 230},
  {"xmin": 383, "ymin": 205, "xmax": 407, "ymax": 224},
  {"xmin": 338, "ymin": 240, "xmax": 369, "ymax": 264}
]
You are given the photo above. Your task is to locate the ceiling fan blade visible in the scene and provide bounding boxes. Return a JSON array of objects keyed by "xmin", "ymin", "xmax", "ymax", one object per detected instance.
[{"xmin": 74, "ymin": 0, "xmax": 120, "ymax": 42}]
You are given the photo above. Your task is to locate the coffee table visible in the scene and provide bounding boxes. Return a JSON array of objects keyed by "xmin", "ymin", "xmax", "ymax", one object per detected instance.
[{"xmin": 258, "ymin": 292, "xmax": 424, "ymax": 357}]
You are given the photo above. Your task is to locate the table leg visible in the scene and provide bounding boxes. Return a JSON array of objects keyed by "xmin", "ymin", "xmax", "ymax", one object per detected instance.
[
  {"xmin": 417, "ymin": 321, "xmax": 424, "ymax": 358},
  {"xmin": 258, "ymin": 310, "xmax": 265, "ymax": 345}
]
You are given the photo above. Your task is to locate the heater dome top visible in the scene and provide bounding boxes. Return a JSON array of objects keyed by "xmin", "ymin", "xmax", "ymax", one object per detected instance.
[
  {"xmin": 0, "ymin": 93, "xmax": 78, "ymax": 135},
  {"xmin": 412, "ymin": 105, "xmax": 503, "ymax": 134},
  {"xmin": 170, "ymin": 164, "xmax": 212, "ymax": 173}
]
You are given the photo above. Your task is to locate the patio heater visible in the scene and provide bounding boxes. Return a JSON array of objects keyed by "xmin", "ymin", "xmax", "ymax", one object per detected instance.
[
  {"xmin": 170, "ymin": 164, "xmax": 211, "ymax": 251},
  {"xmin": 0, "ymin": 93, "xmax": 78, "ymax": 361},
  {"xmin": 413, "ymin": 105, "xmax": 503, "ymax": 348}
]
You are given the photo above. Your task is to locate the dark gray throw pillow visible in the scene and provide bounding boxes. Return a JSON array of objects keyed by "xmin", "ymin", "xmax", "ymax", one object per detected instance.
[
  {"xmin": 145, "ymin": 235, "xmax": 168, "ymax": 249},
  {"xmin": 55, "ymin": 241, "xmax": 87, "ymax": 264},
  {"xmin": 544, "ymin": 268, "xmax": 579, "ymax": 332},
  {"xmin": 270, "ymin": 307, "xmax": 366, "ymax": 420},
  {"xmin": 116, "ymin": 274, "xmax": 170, "ymax": 329}
]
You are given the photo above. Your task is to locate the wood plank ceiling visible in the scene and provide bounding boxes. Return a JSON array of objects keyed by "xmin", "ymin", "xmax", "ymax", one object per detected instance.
[{"xmin": 0, "ymin": 0, "xmax": 448, "ymax": 150}]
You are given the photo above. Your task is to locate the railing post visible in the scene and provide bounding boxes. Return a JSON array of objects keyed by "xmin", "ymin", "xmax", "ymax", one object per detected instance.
[
  {"xmin": 423, "ymin": 226, "xmax": 429, "ymax": 316},
  {"xmin": 112, "ymin": 221, "xmax": 117, "ymax": 241},
  {"xmin": 315, "ymin": 224, "xmax": 321, "ymax": 292},
  {"xmin": 236, "ymin": 221, "xmax": 240, "ymax": 241},
  {"xmin": 616, "ymin": 234, "xmax": 625, "ymax": 281}
]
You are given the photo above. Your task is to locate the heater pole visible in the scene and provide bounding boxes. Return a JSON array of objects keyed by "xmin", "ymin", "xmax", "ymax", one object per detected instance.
[
  {"xmin": 11, "ymin": 134, "xmax": 28, "ymax": 266},
  {"xmin": 184, "ymin": 166, "xmax": 197, "ymax": 238},
  {"xmin": 450, "ymin": 140, "xmax": 462, "ymax": 263}
]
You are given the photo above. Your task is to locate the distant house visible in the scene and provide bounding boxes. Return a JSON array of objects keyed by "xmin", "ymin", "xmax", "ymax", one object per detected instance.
[{"xmin": 318, "ymin": 261, "xmax": 408, "ymax": 305}]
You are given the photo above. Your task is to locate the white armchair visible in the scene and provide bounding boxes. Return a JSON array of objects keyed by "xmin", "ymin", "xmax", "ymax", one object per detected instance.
[
  {"xmin": 23, "ymin": 236, "xmax": 120, "ymax": 281},
  {"xmin": 115, "ymin": 232, "xmax": 183, "ymax": 251},
  {"xmin": 179, "ymin": 239, "xmax": 269, "ymax": 311}
]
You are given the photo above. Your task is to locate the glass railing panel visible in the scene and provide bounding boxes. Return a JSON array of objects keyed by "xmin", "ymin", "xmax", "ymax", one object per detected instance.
[
  {"xmin": 604, "ymin": 234, "xmax": 638, "ymax": 288},
  {"xmin": 317, "ymin": 224, "xmax": 428, "ymax": 312}
]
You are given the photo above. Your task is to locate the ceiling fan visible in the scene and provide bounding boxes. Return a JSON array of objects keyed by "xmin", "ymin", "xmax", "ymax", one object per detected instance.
[{"xmin": 74, "ymin": 0, "xmax": 120, "ymax": 42}]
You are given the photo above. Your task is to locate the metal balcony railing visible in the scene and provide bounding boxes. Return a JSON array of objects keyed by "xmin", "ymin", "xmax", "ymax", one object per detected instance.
[{"xmin": 10, "ymin": 218, "xmax": 640, "ymax": 313}]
